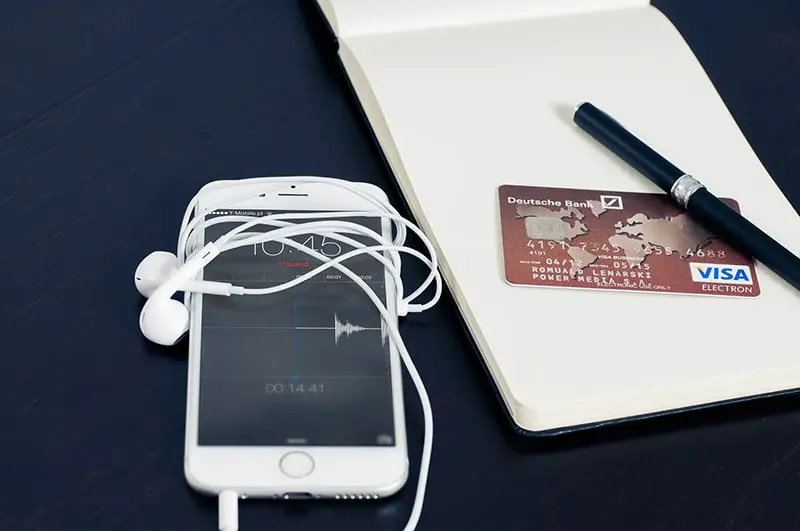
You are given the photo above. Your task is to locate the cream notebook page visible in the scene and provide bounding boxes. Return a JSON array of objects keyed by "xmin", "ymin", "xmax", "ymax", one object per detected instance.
[{"xmin": 318, "ymin": 0, "xmax": 800, "ymax": 432}]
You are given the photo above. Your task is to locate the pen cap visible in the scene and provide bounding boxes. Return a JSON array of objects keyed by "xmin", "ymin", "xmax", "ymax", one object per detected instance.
[{"xmin": 573, "ymin": 102, "xmax": 684, "ymax": 192}]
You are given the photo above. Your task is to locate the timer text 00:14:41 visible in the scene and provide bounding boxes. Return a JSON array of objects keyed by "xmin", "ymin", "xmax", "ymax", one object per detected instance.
[{"xmin": 265, "ymin": 383, "xmax": 324, "ymax": 393}]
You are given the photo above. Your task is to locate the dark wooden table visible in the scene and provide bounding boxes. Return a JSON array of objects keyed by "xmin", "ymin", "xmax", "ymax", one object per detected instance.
[{"xmin": 1, "ymin": 1, "xmax": 798, "ymax": 529}]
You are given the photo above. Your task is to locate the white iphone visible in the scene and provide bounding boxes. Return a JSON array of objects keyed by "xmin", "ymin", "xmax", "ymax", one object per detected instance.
[{"xmin": 183, "ymin": 179, "xmax": 407, "ymax": 500}]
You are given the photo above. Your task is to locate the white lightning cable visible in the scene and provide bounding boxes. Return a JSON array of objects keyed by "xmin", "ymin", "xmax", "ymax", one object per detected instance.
[{"xmin": 219, "ymin": 490, "xmax": 239, "ymax": 531}]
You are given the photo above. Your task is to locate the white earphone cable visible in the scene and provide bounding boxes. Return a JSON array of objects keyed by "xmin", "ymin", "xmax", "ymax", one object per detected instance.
[
  {"xmin": 165, "ymin": 177, "xmax": 438, "ymax": 531},
  {"xmin": 183, "ymin": 212, "xmax": 440, "ymax": 313},
  {"xmin": 211, "ymin": 235, "xmax": 436, "ymax": 531},
  {"xmin": 179, "ymin": 176, "xmax": 408, "ymax": 253},
  {"xmin": 182, "ymin": 217, "xmax": 406, "ymax": 313},
  {"xmin": 205, "ymin": 215, "xmax": 440, "ymax": 310}
]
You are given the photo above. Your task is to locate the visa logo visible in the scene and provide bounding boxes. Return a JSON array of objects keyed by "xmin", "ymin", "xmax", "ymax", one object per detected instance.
[{"xmin": 689, "ymin": 262, "xmax": 753, "ymax": 285}]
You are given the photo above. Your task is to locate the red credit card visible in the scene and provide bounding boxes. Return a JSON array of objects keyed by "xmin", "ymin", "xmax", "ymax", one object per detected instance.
[{"xmin": 498, "ymin": 184, "xmax": 760, "ymax": 297}]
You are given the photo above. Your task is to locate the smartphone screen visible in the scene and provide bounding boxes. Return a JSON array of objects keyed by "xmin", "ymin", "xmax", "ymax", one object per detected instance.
[{"xmin": 196, "ymin": 209, "xmax": 395, "ymax": 447}]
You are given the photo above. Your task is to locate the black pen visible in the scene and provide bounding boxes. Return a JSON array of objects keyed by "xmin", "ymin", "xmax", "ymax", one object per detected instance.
[{"xmin": 573, "ymin": 101, "xmax": 800, "ymax": 293}]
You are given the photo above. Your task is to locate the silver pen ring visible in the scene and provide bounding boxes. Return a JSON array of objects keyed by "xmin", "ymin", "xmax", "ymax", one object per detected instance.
[{"xmin": 670, "ymin": 174, "xmax": 706, "ymax": 208}]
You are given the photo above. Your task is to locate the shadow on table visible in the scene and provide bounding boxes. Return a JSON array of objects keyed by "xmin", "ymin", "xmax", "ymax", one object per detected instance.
[{"xmin": 497, "ymin": 389, "xmax": 800, "ymax": 454}]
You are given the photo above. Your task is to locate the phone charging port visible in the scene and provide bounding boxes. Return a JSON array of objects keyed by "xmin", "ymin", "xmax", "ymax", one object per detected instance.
[{"xmin": 281, "ymin": 492, "xmax": 315, "ymax": 500}]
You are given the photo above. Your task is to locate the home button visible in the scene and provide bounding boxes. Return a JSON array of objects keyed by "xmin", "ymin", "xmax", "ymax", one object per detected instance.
[{"xmin": 279, "ymin": 451, "xmax": 315, "ymax": 478}]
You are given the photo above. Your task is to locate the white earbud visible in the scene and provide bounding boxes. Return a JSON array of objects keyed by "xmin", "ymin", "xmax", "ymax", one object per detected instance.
[
  {"xmin": 138, "ymin": 243, "xmax": 222, "ymax": 345},
  {"xmin": 135, "ymin": 250, "xmax": 238, "ymax": 298},
  {"xmin": 134, "ymin": 251, "xmax": 180, "ymax": 297}
]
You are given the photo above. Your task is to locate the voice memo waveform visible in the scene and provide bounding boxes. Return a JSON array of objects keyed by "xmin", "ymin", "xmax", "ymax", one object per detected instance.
[{"xmin": 333, "ymin": 313, "xmax": 387, "ymax": 346}]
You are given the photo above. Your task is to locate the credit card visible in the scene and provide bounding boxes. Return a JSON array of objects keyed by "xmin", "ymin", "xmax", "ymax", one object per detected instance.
[{"xmin": 498, "ymin": 184, "xmax": 760, "ymax": 297}]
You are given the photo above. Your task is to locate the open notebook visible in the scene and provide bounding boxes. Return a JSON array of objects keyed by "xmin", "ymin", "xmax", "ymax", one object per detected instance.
[{"xmin": 311, "ymin": 0, "xmax": 800, "ymax": 434}]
